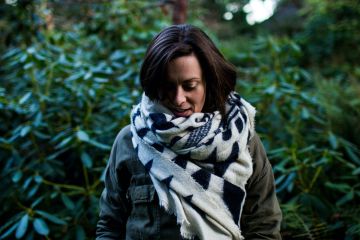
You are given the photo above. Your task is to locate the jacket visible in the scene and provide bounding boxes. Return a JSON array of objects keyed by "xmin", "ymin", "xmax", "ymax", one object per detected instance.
[{"xmin": 96, "ymin": 125, "xmax": 282, "ymax": 239}]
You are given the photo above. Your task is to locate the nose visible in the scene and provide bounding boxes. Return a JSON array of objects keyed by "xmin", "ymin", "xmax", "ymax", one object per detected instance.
[{"xmin": 174, "ymin": 87, "xmax": 186, "ymax": 107}]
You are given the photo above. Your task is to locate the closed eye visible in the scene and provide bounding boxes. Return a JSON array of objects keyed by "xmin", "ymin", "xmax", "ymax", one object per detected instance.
[
  {"xmin": 182, "ymin": 79, "xmax": 201, "ymax": 91},
  {"xmin": 183, "ymin": 83, "xmax": 197, "ymax": 91}
]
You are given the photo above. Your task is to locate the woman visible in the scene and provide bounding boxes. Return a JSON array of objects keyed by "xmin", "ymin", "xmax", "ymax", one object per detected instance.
[{"xmin": 96, "ymin": 24, "xmax": 282, "ymax": 240}]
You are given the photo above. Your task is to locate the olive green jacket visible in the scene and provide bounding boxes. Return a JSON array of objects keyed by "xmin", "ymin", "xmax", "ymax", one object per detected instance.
[{"xmin": 96, "ymin": 125, "xmax": 282, "ymax": 239}]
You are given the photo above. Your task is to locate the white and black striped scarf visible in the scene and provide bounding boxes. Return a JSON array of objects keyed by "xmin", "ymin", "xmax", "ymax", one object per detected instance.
[{"xmin": 130, "ymin": 92, "xmax": 256, "ymax": 240}]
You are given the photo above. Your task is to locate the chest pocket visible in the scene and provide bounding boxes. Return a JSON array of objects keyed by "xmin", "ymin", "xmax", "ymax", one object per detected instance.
[
  {"xmin": 129, "ymin": 184, "xmax": 156, "ymax": 204},
  {"xmin": 127, "ymin": 173, "xmax": 155, "ymax": 204},
  {"xmin": 126, "ymin": 175, "xmax": 159, "ymax": 239}
]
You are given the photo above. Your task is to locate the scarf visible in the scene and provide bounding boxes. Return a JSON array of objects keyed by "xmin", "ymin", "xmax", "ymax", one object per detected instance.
[{"xmin": 130, "ymin": 91, "xmax": 256, "ymax": 240}]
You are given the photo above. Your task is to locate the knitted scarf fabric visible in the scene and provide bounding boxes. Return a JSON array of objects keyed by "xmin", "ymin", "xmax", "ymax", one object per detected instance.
[{"xmin": 130, "ymin": 92, "xmax": 256, "ymax": 240}]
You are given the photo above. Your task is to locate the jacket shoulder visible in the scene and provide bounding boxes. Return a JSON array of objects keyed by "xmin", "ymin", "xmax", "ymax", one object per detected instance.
[
  {"xmin": 243, "ymin": 133, "xmax": 282, "ymax": 239},
  {"xmin": 111, "ymin": 125, "xmax": 137, "ymax": 163},
  {"xmin": 247, "ymin": 133, "xmax": 271, "ymax": 186}
]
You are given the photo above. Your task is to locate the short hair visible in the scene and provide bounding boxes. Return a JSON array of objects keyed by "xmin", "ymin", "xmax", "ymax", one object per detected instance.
[{"xmin": 140, "ymin": 24, "xmax": 237, "ymax": 116}]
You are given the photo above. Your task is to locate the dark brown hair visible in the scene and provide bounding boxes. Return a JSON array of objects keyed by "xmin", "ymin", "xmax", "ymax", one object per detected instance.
[{"xmin": 140, "ymin": 24, "xmax": 237, "ymax": 116}]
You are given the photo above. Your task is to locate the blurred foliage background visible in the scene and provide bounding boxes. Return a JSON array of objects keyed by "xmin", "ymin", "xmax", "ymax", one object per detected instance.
[{"xmin": 0, "ymin": 0, "xmax": 359, "ymax": 239}]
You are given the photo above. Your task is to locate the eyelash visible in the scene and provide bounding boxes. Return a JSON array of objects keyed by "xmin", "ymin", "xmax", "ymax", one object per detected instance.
[
  {"xmin": 165, "ymin": 83, "xmax": 197, "ymax": 92},
  {"xmin": 183, "ymin": 84, "xmax": 196, "ymax": 91}
]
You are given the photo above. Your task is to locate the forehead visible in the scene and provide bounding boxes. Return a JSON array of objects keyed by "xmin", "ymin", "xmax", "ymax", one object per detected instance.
[{"xmin": 166, "ymin": 54, "xmax": 202, "ymax": 82}]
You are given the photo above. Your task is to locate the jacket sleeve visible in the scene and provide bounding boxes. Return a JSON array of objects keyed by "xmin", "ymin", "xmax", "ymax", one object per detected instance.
[
  {"xmin": 241, "ymin": 133, "xmax": 282, "ymax": 240},
  {"xmin": 96, "ymin": 126, "xmax": 133, "ymax": 239}
]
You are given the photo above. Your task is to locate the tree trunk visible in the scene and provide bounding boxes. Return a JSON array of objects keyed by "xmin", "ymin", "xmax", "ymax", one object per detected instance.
[{"xmin": 172, "ymin": 0, "xmax": 187, "ymax": 24}]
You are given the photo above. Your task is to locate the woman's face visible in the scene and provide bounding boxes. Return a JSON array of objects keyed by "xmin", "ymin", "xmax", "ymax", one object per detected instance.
[{"xmin": 161, "ymin": 54, "xmax": 206, "ymax": 117}]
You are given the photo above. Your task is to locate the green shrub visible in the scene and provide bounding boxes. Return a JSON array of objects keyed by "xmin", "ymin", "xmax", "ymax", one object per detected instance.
[
  {"xmin": 0, "ymin": 1, "xmax": 168, "ymax": 239},
  {"xmin": 236, "ymin": 36, "xmax": 360, "ymax": 239},
  {"xmin": 298, "ymin": 0, "xmax": 360, "ymax": 66}
]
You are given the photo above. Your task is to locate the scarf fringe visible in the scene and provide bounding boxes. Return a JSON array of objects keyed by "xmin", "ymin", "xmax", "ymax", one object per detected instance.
[{"xmin": 159, "ymin": 198, "xmax": 196, "ymax": 240}]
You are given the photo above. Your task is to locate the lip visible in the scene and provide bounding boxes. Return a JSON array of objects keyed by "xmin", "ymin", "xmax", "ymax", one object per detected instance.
[{"xmin": 172, "ymin": 108, "xmax": 192, "ymax": 117}]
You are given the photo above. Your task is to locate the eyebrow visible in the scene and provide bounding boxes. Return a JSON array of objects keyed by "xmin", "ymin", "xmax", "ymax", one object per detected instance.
[
  {"xmin": 182, "ymin": 78, "xmax": 202, "ymax": 82},
  {"xmin": 166, "ymin": 77, "xmax": 202, "ymax": 84}
]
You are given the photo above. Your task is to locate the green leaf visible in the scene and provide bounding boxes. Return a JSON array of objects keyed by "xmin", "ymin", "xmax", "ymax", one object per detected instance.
[
  {"xmin": 31, "ymin": 196, "xmax": 44, "ymax": 208},
  {"xmin": 301, "ymin": 107, "xmax": 310, "ymax": 119},
  {"xmin": 23, "ymin": 62, "xmax": 34, "ymax": 70},
  {"xmin": 94, "ymin": 77, "xmax": 108, "ymax": 83},
  {"xmin": 22, "ymin": 177, "xmax": 33, "ymax": 190},
  {"xmin": 88, "ymin": 88, "xmax": 96, "ymax": 97},
  {"xmin": 34, "ymin": 175, "xmax": 43, "ymax": 183},
  {"xmin": 81, "ymin": 151, "xmax": 93, "ymax": 168},
  {"xmin": 65, "ymin": 72, "xmax": 83, "ymax": 82},
  {"xmin": 336, "ymin": 191, "xmax": 354, "ymax": 206},
  {"xmin": 33, "ymin": 112, "xmax": 43, "ymax": 127},
  {"xmin": 36, "ymin": 210, "xmax": 67, "ymax": 225},
  {"xmin": 12, "ymin": 171, "xmax": 23, "ymax": 183},
  {"xmin": 345, "ymin": 147, "xmax": 360, "ymax": 165},
  {"xmin": 87, "ymin": 139, "xmax": 111, "ymax": 150},
  {"xmin": 50, "ymin": 192, "xmax": 58, "ymax": 199},
  {"xmin": 1, "ymin": 48, "xmax": 21, "ymax": 60},
  {"xmin": 264, "ymin": 85, "xmax": 276, "ymax": 94},
  {"xmin": 352, "ymin": 167, "xmax": 360, "ymax": 175},
  {"xmin": 118, "ymin": 96, "xmax": 133, "ymax": 104},
  {"xmin": 116, "ymin": 69, "xmax": 133, "ymax": 82},
  {"xmin": 15, "ymin": 214, "xmax": 29, "ymax": 239},
  {"xmin": 19, "ymin": 92, "xmax": 32, "ymax": 105},
  {"xmin": 275, "ymin": 174, "xmax": 286, "ymax": 185},
  {"xmin": 311, "ymin": 157, "xmax": 329, "ymax": 167},
  {"xmin": 110, "ymin": 50, "xmax": 126, "ymax": 61},
  {"xmin": 290, "ymin": 42, "xmax": 301, "ymax": 53},
  {"xmin": 0, "ymin": 223, "xmax": 18, "ymax": 239},
  {"xmin": 26, "ymin": 47, "xmax": 36, "ymax": 54},
  {"xmin": 27, "ymin": 185, "xmax": 40, "ymax": 199},
  {"xmin": 20, "ymin": 126, "xmax": 31, "ymax": 137},
  {"xmin": 84, "ymin": 71, "xmax": 92, "ymax": 80},
  {"xmin": 325, "ymin": 182, "xmax": 351, "ymax": 192},
  {"xmin": 61, "ymin": 194, "xmax": 75, "ymax": 210},
  {"xmin": 328, "ymin": 132, "xmax": 338, "ymax": 149},
  {"xmin": 51, "ymin": 129, "xmax": 72, "ymax": 143},
  {"xmin": 268, "ymin": 147, "xmax": 288, "ymax": 155},
  {"xmin": 34, "ymin": 52, "xmax": 46, "ymax": 61},
  {"xmin": 299, "ymin": 193, "xmax": 328, "ymax": 217},
  {"xmin": 55, "ymin": 136, "xmax": 73, "ymax": 149},
  {"xmin": 76, "ymin": 226, "xmax": 86, "ymax": 240},
  {"xmin": 33, "ymin": 218, "xmax": 49, "ymax": 236},
  {"xmin": 77, "ymin": 130, "xmax": 89, "ymax": 142},
  {"xmin": 276, "ymin": 172, "xmax": 296, "ymax": 193},
  {"xmin": 19, "ymin": 53, "xmax": 28, "ymax": 63},
  {"xmin": 0, "ymin": 213, "xmax": 22, "ymax": 236},
  {"xmin": 298, "ymin": 145, "xmax": 316, "ymax": 154}
]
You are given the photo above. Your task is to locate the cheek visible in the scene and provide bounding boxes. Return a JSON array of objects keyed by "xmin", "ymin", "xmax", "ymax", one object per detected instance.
[
  {"xmin": 201, "ymin": 85, "xmax": 206, "ymax": 103},
  {"xmin": 194, "ymin": 88, "xmax": 206, "ymax": 111}
]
